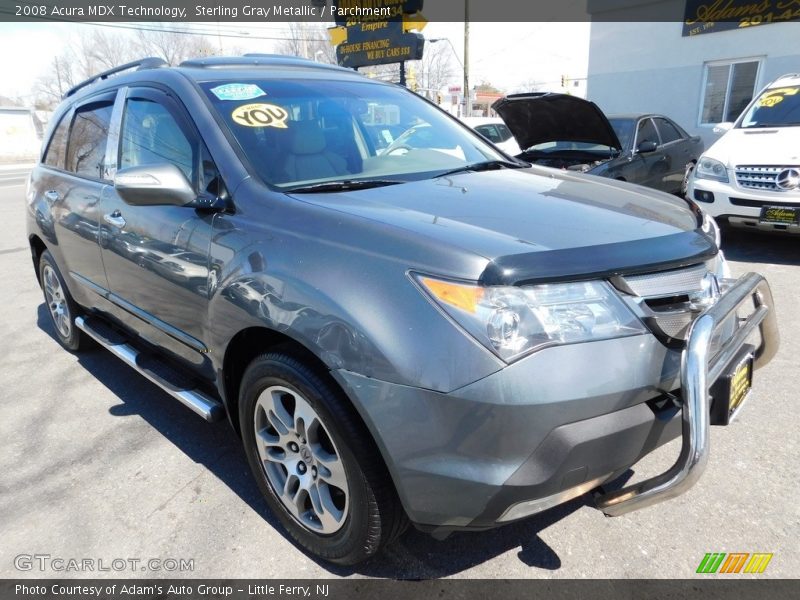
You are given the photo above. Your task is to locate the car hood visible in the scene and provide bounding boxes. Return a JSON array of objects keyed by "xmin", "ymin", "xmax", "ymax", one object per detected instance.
[
  {"xmin": 704, "ymin": 126, "xmax": 800, "ymax": 165},
  {"xmin": 290, "ymin": 168, "xmax": 714, "ymax": 285},
  {"xmin": 492, "ymin": 93, "xmax": 623, "ymax": 153}
]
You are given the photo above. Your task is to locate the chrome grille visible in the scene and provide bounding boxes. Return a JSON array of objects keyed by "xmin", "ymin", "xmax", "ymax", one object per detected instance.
[
  {"xmin": 735, "ymin": 165, "xmax": 797, "ymax": 191},
  {"xmin": 622, "ymin": 264, "xmax": 708, "ymax": 299},
  {"xmin": 614, "ymin": 264, "xmax": 715, "ymax": 342}
]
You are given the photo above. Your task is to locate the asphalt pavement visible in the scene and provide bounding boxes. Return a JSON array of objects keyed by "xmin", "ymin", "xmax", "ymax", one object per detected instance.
[{"xmin": 1, "ymin": 171, "xmax": 798, "ymax": 579}]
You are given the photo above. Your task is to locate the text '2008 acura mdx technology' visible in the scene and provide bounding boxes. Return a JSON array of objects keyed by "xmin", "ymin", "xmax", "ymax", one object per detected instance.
[{"xmin": 27, "ymin": 55, "xmax": 779, "ymax": 565}]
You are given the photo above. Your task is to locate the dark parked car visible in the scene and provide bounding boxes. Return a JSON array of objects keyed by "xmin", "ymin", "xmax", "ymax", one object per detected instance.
[
  {"xmin": 27, "ymin": 56, "xmax": 777, "ymax": 565},
  {"xmin": 493, "ymin": 93, "xmax": 704, "ymax": 194}
]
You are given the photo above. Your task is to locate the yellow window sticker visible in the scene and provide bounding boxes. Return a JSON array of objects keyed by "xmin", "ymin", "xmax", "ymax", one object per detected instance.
[
  {"xmin": 757, "ymin": 87, "xmax": 799, "ymax": 108},
  {"xmin": 231, "ymin": 103, "xmax": 289, "ymax": 128}
]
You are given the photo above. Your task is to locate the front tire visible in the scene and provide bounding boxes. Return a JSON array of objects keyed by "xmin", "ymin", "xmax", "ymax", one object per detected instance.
[
  {"xmin": 239, "ymin": 352, "xmax": 407, "ymax": 565},
  {"xmin": 38, "ymin": 250, "xmax": 90, "ymax": 352}
]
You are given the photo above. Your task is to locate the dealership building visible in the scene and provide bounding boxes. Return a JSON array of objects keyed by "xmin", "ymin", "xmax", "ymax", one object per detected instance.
[{"xmin": 587, "ymin": 0, "xmax": 800, "ymax": 143}]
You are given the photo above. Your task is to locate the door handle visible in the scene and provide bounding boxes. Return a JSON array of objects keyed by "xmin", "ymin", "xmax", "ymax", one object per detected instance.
[
  {"xmin": 104, "ymin": 211, "xmax": 126, "ymax": 228},
  {"xmin": 44, "ymin": 190, "xmax": 60, "ymax": 202}
]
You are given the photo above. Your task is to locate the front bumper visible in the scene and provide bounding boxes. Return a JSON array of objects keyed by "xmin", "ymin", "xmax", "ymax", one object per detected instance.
[
  {"xmin": 334, "ymin": 273, "xmax": 778, "ymax": 531},
  {"xmin": 688, "ymin": 177, "xmax": 800, "ymax": 233},
  {"xmin": 595, "ymin": 272, "xmax": 778, "ymax": 515}
]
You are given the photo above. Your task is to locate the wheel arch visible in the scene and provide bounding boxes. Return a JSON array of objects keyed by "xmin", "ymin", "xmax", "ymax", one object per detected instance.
[
  {"xmin": 222, "ymin": 326, "xmax": 371, "ymax": 443},
  {"xmin": 29, "ymin": 234, "xmax": 47, "ymax": 283},
  {"xmin": 220, "ymin": 325, "xmax": 405, "ymax": 515}
]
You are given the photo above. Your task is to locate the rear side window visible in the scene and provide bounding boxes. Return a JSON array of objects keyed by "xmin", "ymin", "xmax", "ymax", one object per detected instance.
[
  {"xmin": 497, "ymin": 124, "xmax": 514, "ymax": 142},
  {"xmin": 43, "ymin": 113, "xmax": 70, "ymax": 168},
  {"xmin": 475, "ymin": 124, "xmax": 501, "ymax": 143},
  {"xmin": 636, "ymin": 118, "xmax": 659, "ymax": 146},
  {"xmin": 654, "ymin": 118, "xmax": 683, "ymax": 144},
  {"xmin": 66, "ymin": 100, "xmax": 114, "ymax": 180}
]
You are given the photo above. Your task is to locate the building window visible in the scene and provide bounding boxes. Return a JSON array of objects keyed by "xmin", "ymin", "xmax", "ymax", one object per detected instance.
[{"xmin": 700, "ymin": 59, "xmax": 760, "ymax": 125}]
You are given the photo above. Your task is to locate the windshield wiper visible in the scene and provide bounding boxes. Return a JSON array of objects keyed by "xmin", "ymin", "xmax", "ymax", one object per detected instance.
[
  {"xmin": 283, "ymin": 179, "xmax": 404, "ymax": 193},
  {"xmin": 436, "ymin": 159, "xmax": 527, "ymax": 178}
]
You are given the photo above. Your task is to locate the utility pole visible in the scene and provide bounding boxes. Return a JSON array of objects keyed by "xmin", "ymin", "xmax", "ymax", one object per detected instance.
[{"xmin": 463, "ymin": 0, "xmax": 470, "ymax": 117}]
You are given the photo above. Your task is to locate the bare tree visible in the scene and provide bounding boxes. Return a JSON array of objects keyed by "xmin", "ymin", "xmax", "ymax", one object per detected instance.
[
  {"xmin": 409, "ymin": 42, "xmax": 456, "ymax": 99},
  {"xmin": 31, "ymin": 26, "xmax": 218, "ymax": 109},
  {"xmin": 31, "ymin": 40, "xmax": 87, "ymax": 108},
  {"xmin": 274, "ymin": 23, "xmax": 336, "ymax": 64},
  {"xmin": 134, "ymin": 25, "xmax": 215, "ymax": 65},
  {"xmin": 80, "ymin": 30, "xmax": 137, "ymax": 72},
  {"xmin": 512, "ymin": 78, "xmax": 546, "ymax": 94}
]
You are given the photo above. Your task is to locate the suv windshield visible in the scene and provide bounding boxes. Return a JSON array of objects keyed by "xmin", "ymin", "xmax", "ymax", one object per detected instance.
[
  {"xmin": 739, "ymin": 85, "xmax": 800, "ymax": 128},
  {"xmin": 200, "ymin": 79, "xmax": 504, "ymax": 189}
]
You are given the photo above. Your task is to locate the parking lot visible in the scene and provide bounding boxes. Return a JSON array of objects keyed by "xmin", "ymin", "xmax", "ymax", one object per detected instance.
[{"xmin": 1, "ymin": 170, "xmax": 798, "ymax": 579}]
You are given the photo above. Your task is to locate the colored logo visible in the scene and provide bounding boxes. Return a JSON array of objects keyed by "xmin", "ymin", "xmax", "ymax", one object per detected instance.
[{"xmin": 696, "ymin": 552, "xmax": 773, "ymax": 574}]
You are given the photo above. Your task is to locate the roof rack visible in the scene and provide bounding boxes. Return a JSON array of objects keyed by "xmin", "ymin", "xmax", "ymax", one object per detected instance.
[
  {"xmin": 64, "ymin": 57, "xmax": 168, "ymax": 99},
  {"xmin": 179, "ymin": 55, "xmax": 345, "ymax": 72}
]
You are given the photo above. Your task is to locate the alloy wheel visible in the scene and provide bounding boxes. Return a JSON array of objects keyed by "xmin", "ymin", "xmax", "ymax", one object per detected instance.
[
  {"xmin": 253, "ymin": 385, "xmax": 349, "ymax": 534},
  {"xmin": 43, "ymin": 264, "xmax": 71, "ymax": 339}
]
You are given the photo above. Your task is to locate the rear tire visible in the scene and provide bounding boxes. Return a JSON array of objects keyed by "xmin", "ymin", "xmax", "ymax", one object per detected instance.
[
  {"xmin": 239, "ymin": 352, "xmax": 407, "ymax": 565},
  {"xmin": 38, "ymin": 250, "xmax": 90, "ymax": 352}
]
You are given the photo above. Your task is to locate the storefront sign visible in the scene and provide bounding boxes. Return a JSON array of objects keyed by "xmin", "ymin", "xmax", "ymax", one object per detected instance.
[{"xmin": 683, "ymin": 0, "xmax": 800, "ymax": 36}]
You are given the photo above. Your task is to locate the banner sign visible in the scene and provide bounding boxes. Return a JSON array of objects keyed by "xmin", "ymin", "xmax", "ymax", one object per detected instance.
[
  {"xmin": 336, "ymin": 25, "xmax": 425, "ymax": 68},
  {"xmin": 682, "ymin": 0, "xmax": 800, "ymax": 36}
]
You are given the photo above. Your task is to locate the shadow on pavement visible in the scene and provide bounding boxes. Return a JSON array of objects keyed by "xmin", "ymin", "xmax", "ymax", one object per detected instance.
[
  {"xmin": 720, "ymin": 226, "xmax": 800, "ymax": 266},
  {"xmin": 37, "ymin": 303, "xmax": 619, "ymax": 578}
]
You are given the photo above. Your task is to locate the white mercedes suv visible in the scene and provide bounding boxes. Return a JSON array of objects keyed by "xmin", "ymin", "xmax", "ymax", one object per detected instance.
[{"xmin": 687, "ymin": 73, "xmax": 800, "ymax": 234}]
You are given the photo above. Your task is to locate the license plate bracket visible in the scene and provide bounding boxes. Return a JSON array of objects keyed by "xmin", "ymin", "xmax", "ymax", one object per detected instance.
[
  {"xmin": 759, "ymin": 205, "xmax": 800, "ymax": 225},
  {"xmin": 709, "ymin": 344, "xmax": 755, "ymax": 426}
]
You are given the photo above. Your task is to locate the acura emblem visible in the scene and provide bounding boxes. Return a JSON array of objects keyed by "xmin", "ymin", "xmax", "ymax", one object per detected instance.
[{"xmin": 775, "ymin": 168, "xmax": 800, "ymax": 191}]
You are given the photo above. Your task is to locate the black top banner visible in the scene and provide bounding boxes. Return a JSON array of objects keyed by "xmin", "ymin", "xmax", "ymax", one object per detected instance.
[
  {"xmin": 3, "ymin": 0, "xmax": 800, "ymax": 23},
  {"xmin": 2, "ymin": 0, "xmax": 800, "ymax": 23}
]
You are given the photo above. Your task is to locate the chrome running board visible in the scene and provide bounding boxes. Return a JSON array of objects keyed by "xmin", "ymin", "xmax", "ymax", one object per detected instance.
[
  {"xmin": 595, "ymin": 272, "xmax": 778, "ymax": 516},
  {"xmin": 75, "ymin": 316, "xmax": 224, "ymax": 422}
]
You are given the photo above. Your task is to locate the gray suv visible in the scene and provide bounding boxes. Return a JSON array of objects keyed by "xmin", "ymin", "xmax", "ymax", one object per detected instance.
[{"xmin": 26, "ymin": 55, "xmax": 778, "ymax": 565}]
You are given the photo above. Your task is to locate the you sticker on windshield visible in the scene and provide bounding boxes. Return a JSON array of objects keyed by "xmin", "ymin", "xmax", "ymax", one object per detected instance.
[
  {"xmin": 757, "ymin": 87, "xmax": 799, "ymax": 108},
  {"xmin": 231, "ymin": 103, "xmax": 289, "ymax": 128}
]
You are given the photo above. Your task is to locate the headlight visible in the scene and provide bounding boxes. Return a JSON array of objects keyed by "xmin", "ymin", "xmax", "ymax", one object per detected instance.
[
  {"xmin": 701, "ymin": 210, "xmax": 721, "ymax": 247},
  {"xmin": 695, "ymin": 157, "xmax": 729, "ymax": 183},
  {"xmin": 415, "ymin": 275, "xmax": 646, "ymax": 363}
]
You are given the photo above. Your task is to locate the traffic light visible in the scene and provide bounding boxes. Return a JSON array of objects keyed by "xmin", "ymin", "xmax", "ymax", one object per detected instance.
[{"xmin": 561, "ymin": 75, "xmax": 566, "ymax": 87}]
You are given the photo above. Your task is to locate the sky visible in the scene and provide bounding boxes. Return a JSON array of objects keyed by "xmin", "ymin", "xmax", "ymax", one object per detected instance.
[{"xmin": 0, "ymin": 21, "xmax": 590, "ymax": 103}]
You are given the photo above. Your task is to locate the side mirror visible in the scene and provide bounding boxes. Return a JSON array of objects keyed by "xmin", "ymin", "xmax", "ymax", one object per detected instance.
[
  {"xmin": 712, "ymin": 122, "xmax": 734, "ymax": 134},
  {"xmin": 636, "ymin": 140, "xmax": 658, "ymax": 154},
  {"xmin": 114, "ymin": 163, "xmax": 197, "ymax": 207}
]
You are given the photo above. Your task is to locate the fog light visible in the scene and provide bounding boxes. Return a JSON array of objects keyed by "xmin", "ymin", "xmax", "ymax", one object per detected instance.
[
  {"xmin": 497, "ymin": 474, "xmax": 611, "ymax": 522},
  {"xmin": 694, "ymin": 189, "xmax": 715, "ymax": 203}
]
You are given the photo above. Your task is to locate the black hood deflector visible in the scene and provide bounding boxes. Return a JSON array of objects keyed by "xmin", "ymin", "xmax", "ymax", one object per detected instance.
[{"xmin": 480, "ymin": 230, "xmax": 717, "ymax": 286}]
